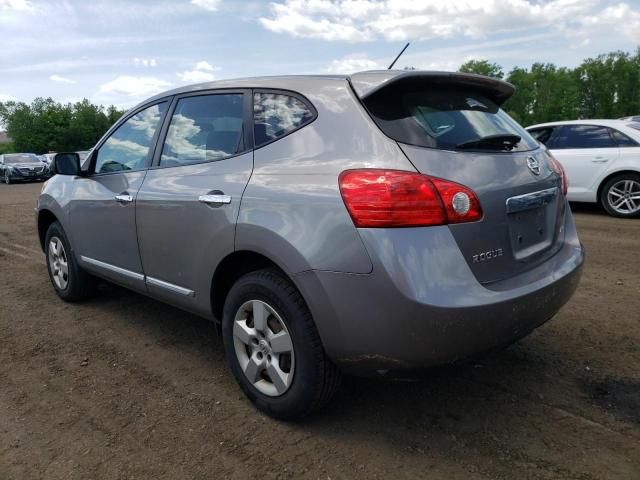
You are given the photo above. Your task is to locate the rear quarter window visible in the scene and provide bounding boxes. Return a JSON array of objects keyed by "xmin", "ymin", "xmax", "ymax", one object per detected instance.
[{"xmin": 253, "ymin": 92, "xmax": 316, "ymax": 148}]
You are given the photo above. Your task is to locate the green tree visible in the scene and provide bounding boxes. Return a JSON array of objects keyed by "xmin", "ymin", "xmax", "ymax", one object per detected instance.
[
  {"xmin": 459, "ymin": 59, "xmax": 504, "ymax": 79},
  {"xmin": 0, "ymin": 98, "xmax": 125, "ymax": 154}
]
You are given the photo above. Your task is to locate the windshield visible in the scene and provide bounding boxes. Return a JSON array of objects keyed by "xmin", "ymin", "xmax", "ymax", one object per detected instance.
[
  {"xmin": 4, "ymin": 154, "xmax": 41, "ymax": 164},
  {"xmin": 364, "ymin": 85, "xmax": 538, "ymax": 152}
]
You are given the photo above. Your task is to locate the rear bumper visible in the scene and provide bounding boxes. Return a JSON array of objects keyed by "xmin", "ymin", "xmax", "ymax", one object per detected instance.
[{"xmin": 294, "ymin": 204, "xmax": 584, "ymax": 374}]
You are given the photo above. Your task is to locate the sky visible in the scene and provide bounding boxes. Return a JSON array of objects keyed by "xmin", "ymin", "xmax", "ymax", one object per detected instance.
[{"xmin": 1, "ymin": 0, "xmax": 640, "ymax": 110}]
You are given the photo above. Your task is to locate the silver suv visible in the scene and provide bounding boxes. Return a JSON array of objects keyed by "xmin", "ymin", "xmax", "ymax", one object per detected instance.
[{"xmin": 37, "ymin": 71, "xmax": 584, "ymax": 419}]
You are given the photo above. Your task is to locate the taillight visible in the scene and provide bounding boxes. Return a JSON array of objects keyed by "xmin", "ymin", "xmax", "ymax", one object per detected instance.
[
  {"xmin": 338, "ymin": 169, "xmax": 482, "ymax": 228},
  {"xmin": 548, "ymin": 153, "xmax": 568, "ymax": 195}
]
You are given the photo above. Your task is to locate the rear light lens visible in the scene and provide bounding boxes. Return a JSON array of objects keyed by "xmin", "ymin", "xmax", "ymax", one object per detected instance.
[
  {"xmin": 548, "ymin": 153, "xmax": 568, "ymax": 195},
  {"xmin": 338, "ymin": 169, "xmax": 482, "ymax": 228}
]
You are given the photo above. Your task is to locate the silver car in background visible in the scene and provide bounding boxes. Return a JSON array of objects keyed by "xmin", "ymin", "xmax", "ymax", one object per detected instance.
[{"xmin": 36, "ymin": 71, "xmax": 584, "ymax": 419}]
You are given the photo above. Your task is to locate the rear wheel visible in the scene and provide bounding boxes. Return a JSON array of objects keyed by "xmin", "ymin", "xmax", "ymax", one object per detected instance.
[
  {"xmin": 600, "ymin": 174, "xmax": 640, "ymax": 218},
  {"xmin": 45, "ymin": 221, "xmax": 97, "ymax": 301},
  {"xmin": 222, "ymin": 269, "xmax": 340, "ymax": 420}
]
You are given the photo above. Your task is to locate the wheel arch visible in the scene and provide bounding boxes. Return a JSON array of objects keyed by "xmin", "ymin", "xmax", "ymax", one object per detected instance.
[
  {"xmin": 211, "ymin": 250, "xmax": 301, "ymax": 324},
  {"xmin": 597, "ymin": 169, "xmax": 640, "ymax": 202},
  {"xmin": 37, "ymin": 209, "xmax": 60, "ymax": 252}
]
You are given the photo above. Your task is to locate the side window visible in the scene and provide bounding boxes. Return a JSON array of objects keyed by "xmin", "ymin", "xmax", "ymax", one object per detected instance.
[
  {"xmin": 95, "ymin": 102, "xmax": 166, "ymax": 174},
  {"xmin": 160, "ymin": 94, "xmax": 245, "ymax": 167},
  {"xmin": 553, "ymin": 125, "xmax": 615, "ymax": 149},
  {"xmin": 610, "ymin": 128, "xmax": 639, "ymax": 147},
  {"xmin": 528, "ymin": 127, "xmax": 555, "ymax": 146},
  {"xmin": 253, "ymin": 92, "xmax": 315, "ymax": 147}
]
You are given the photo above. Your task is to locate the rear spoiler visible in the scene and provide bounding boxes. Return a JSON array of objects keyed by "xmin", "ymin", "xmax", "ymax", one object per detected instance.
[{"xmin": 349, "ymin": 70, "xmax": 515, "ymax": 106}]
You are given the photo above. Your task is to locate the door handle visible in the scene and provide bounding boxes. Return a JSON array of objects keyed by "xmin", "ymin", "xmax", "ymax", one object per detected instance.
[
  {"xmin": 115, "ymin": 193, "xmax": 133, "ymax": 204},
  {"xmin": 592, "ymin": 157, "xmax": 609, "ymax": 163},
  {"xmin": 198, "ymin": 194, "xmax": 232, "ymax": 205}
]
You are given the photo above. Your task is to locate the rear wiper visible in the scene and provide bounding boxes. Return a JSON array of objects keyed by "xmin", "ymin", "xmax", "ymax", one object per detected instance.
[{"xmin": 455, "ymin": 134, "xmax": 521, "ymax": 151}]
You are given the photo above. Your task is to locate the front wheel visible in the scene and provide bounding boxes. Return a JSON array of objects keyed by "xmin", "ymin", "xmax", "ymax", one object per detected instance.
[
  {"xmin": 600, "ymin": 174, "xmax": 640, "ymax": 218},
  {"xmin": 45, "ymin": 221, "xmax": 97, "ymax": 301},
  {"xmin": 222, "ymin": 269, "xmax": 340, "ymax": 420},
  {"xmin": 4, "ymin": 171, "xmax": 10, "ymax": 184}
]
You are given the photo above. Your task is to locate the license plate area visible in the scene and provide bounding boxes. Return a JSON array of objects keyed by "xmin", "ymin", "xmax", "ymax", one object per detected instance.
[{"xmin": 506, "ymin": 187, "xmax": 558, "ymax": 261}]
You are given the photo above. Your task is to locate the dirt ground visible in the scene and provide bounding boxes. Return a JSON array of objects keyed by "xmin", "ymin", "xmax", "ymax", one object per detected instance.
[{"xmin": 0, "ymin": 181, "xmax": 638, "ymax": 480}]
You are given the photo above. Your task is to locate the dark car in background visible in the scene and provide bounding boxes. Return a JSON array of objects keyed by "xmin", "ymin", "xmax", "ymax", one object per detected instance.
[{"xmin": 1, "ymin": 153, "xmax": 49, "ymax": 184}]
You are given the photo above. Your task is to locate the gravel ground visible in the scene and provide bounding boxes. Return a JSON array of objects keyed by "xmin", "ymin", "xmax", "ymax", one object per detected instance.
[{"xmin": 1, "ymin": 181, "xmax": 639, "ymax": 480}]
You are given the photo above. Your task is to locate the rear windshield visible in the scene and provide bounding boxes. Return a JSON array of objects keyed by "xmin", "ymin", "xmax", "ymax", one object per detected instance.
[
  {"xmin": 4, "ymin": 154, "xmax": 40, "ymax": 164},
  {"xmin": 363, "ymin": 85, "xmax": 538, "ymax": 152}
]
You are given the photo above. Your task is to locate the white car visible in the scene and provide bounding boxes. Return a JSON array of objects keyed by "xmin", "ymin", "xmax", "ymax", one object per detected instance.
[{"xmin": 527, "ymin": 120, "xmax": 640, "ymax": 217}]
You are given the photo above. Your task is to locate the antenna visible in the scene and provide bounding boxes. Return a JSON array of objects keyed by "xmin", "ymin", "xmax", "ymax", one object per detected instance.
[{"xmin": 388, "ymin": 42, "xmax": 410, "ymax": 70}]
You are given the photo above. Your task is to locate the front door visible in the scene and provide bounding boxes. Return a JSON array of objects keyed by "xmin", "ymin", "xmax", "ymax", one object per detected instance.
[
  {"xmin": 135, "ymin": 91, "xmax": 253, "ymax": 316},
  {"xmin": 71, "ymin": 101, "xmax": 168, "ymax": 290}
]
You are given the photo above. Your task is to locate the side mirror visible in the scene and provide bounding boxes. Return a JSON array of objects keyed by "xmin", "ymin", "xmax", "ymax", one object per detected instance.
[{"xmin": 52, "ymin": 152, "xmax": 80, "ymax": 176}]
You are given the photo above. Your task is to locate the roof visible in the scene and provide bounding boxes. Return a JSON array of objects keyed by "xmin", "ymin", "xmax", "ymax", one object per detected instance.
[
  {"xmin": 142, "ymin": 74, "xmax": 348, "ymax": 106},
  {"xmin": 133, "ymin": 70, "xmax": 516, "ymax": 113}
]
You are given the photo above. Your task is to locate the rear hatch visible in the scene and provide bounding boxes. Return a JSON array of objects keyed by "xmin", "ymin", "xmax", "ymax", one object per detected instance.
[{"xmin": 352, "ymin": 71, "xmax": 566, "ymax": 284}]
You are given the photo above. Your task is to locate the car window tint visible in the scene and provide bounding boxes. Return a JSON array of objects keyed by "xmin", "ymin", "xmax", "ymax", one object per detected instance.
[
  {"xmin": 610, "ymin": 128, "xmax": 639, "ymax": 147},
  {"xmin": 95, "ymin": 102, "xmax": 166, "ymax": 174},
  {"xmin": 528, "ymin": 127, "xmax": 554, "ymax": 145},
  {"xmin": 253, "ymin": 92, "xmax": 314, "ymax": 147},
  {"xmin": 553, "ymin": 125, "xmax": 615, "ymax": 149},
  {"xmin": 160, "ymin": 94, "xmax": 245, "ymax": 167}
]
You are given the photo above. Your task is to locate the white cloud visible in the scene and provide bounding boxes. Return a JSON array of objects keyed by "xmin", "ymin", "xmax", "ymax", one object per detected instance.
[
  {"xmin": 260, "ymin": 0, "xmax": 638, "ymax": 43},
  {"xmin": 0, "ymin": 0, "xmax": 35, "ymax": 12},
  {"xmin": 191, "ymin": 0, "xmax": 222, "ymax": 12},
  {"xmin": 326, "ymin": 54, "xmax": 380, "ymax": 73},
  {"xmin": 194, "ymin": 61, "xmax": 215, "ymax": 71},
  {"xmin": 177, "ymin": 61, "xmax": 218, "ymax": 83},
  {"xmin": 579, "ymin": 3, "xmax": 640, "ymax": 43},
  {"xmin": 49, "ymin": 74, "xmax": 76, "ymax": 84},
  {"xmin": 133, "ymin": 57, "xmax": 157, "ymax": 67},
  {"xmin": 99, "ymin": 76, "xmax": 171, "ymax": 97}
]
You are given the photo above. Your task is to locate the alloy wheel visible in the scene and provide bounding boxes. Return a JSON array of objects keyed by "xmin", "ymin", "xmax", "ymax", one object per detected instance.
[
  {"xmin": 48, "ymin": 236, "xmax": 69, "ymax": 289},
  {"xmin": 607, "ymin": 179, "xmax": 640, "ymax": 215},
  {"xmin": 232, "ymin": 299, "xmax": 295, "ymax": 397}
]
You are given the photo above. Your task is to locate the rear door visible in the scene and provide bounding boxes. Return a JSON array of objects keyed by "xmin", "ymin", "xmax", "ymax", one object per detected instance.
[
  {"xmin": 549, "ymin": 124, "xmax": 619, "ymax": 198},
  {"xmin": 135, "ymin": 90, "xmax": 253, "ymax": 316},
  {"xmin": 360, "ymin": 76, "xmax": 566, "ymax": 284}
]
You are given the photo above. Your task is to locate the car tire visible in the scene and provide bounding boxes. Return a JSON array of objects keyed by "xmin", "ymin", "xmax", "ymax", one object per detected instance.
[
  {"xmin": 4, "ymin": 171, "xmax": 10, "ymax": 184},
  {"xmin": 45, "ymin": 221, "xmax": 97, "ymax": 301},
  {"xmin": 600, "ymin": 173, "xmax": 640, "ymax": 218},
  {"xmin": 222, "ymin": 269, "xmax": 340, "ymax": 420}
]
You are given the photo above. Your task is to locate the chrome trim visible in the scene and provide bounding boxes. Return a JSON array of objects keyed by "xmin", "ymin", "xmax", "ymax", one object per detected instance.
[
  {"xmin": 198, "ymin": 194, "xmax": 232, "ymax": 205},
  {"xmin": 115, "ymin": 194, "xmax": 134, "ymax": 203},
  {"xmin": 505, "ymin": 187, "xmax": 559, "ymax": 214},
  {"xmin": 146, "ymin": 276, "xmax": 195, "ymax": 297},
  {"xmin": 80, "ymin": 256, "xmax": 145, "ymax": 281}
]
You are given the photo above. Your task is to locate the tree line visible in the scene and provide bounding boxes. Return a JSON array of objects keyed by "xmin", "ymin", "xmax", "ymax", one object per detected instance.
[
  {"xmin": 0, "ymin": 98, "xmax": 125, "ymax": 155},
  {"xmin": 459, "ymin": 47, "xmax": 640, "ymax": 126}
]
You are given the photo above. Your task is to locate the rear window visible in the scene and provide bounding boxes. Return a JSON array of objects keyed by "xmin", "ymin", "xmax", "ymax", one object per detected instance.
[{"xmin": 364, "ymin": 85, "xmax": 538, "ymax": 152}]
